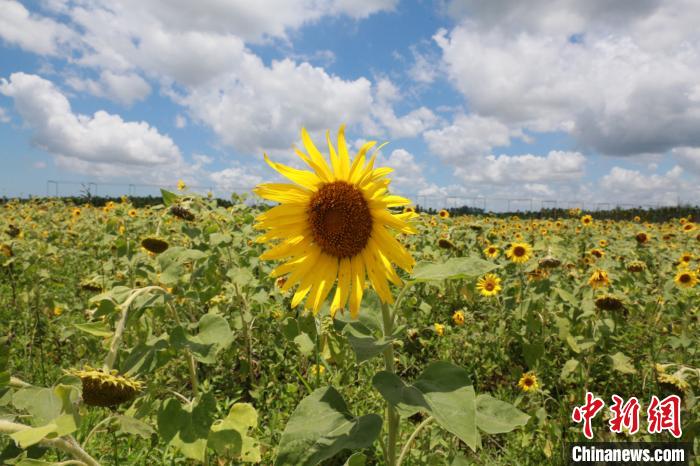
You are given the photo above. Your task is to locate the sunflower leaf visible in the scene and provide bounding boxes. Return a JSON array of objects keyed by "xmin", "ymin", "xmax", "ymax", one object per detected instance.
[
  {"xmin": 274, "ymin": 387, "xmax": 382, "ymax": 466},
  {"xmin": 411, "ymin": 257, "xmax": 499, "ymax": 282}
]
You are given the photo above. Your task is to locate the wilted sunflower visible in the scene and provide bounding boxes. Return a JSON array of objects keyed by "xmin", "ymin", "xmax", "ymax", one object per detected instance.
[
  {"xmin": 635, "ymin": 232, "xmax": 650, "ymax": 244},
  {"xmin": 438, "ymin": 238, "xmax": 456, "ymax": 249},
  {"xmin": 539, "ymin": 255, "xmax": 561, "ymax": 269},
  {"xmin": 438, "ymin": 209, "xmax": 450, "ymax": 219},
  {"xmin": 483, "ymin": 245, "xmax": 500, "ymax": 258},
  {"xmin": 594, "ymin": 294, "xmax": 625, "ymax": 312},
  {"xmin": 657, "ymin": 373, "xmax": 689, "ymax": 397},
  {"xmin": 476, "ymin": 273, "xmax": 502, "ymax": 297},
  {"xmin": 71, "ymin": 367, "xmax": 142, "ymax": 407},
  {"xmin": 518, "ymin": 372, "xmax": 539, "ymax": 392},
  {"xmin": 626, "ymin": 260, "xmax": 646, "ymax": 273},
  {"xmin": 254, "ymin": 126, "xmax": 416, "ymax": 317},
  {"xmin": 170, "ymin": 205, "xmax": 195, "ymax": 221},
  {"xmin": 5, "ymin": 224, "xmax": 20, "ymax": 238},
  {"xmin": 527, "ymin": 268, "xmax": 549, "ymax": 282},
  {"xmin": 506, "ymin": 242, "xmax": 532, "ymax": 264},
  {"xmin": 674, "ymin": 270, "xmax": 697, "ymax": 289},
  {"xmin": 141, "ymin": 237, "xmax": 169, "ymax": 254},
  {"xmin": 588, "ymin": 269, "xmax": 610, "ymax": 289}
]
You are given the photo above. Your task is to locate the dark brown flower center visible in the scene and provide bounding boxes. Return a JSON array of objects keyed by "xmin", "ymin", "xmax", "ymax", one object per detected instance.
[
  {"xmin": 485, "ymin": 282, "xmax": 495, "ymax": 291},
  {"xmin": 524, "ymin": 378, "xmax": 534, "ymax": 386},
  {"xmin": 679, "ymin": 274, "xmax": 691, "ymax": 283},
  {"xmin": 513, "ymin": 246, "xmax": 526, "ymax": 257},
  {"xmin": 308, "ymin": 181, "xmax": 372, "ymax": 258}
]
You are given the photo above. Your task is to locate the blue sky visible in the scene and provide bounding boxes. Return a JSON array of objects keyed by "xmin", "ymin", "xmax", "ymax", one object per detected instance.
[{"xmin": 1, "ymin": 0, "xmax": 700, "ymax": 208}]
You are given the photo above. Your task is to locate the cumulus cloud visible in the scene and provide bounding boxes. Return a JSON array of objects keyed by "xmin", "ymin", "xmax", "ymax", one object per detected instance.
[
  {"xmin": 209, "ymin": 166, "xmax": 263, "ymax": 192},
  {"xmin": 598, "ymin": 166, "xmax": 692, "ymax": 204},
  {"xmin": 66, "ymin": 70, "xmax": 151, "ymax": 106},
  {"xmin": 0, "ymin": 72, "xmax": 183, "ymax": 177},
  {"xmin": 423, "ymin": 114, "xmax": 519, "ymax": 162},
  {"xmin": 455, "ymin": 151, "xmax": 585, "ymax": 184},
  {"xmin": 369, "ymin": 78, "xmax": 438, "ymax": 138},
  {"xmin": 435, "ymin": 0, "xmax": 700, "ymax": 156},
  {"xmin": 0, "ymin": 0, "xmax": 76, "ymax": 55},
  {"xmin": 0, "ymin": 106, "xmax": 9, "ymax": 123}
]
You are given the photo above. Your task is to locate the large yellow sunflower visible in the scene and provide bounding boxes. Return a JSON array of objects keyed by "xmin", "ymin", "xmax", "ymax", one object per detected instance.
[{"xmin": 254, "ymin": 126, "xmax": 416, "ymax": 318}]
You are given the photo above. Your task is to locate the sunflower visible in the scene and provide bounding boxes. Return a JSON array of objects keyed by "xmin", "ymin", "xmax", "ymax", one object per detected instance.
[
  {"xmin": 674, "ymin": 270, "xmax": 698, "ymax": 288},
  {"xmin": 590, "ymin": 248, "xmax": 605, "ymax": 258},
  {"xmin": 483, "ymin": 245, "xmax": 500, "ymax": 258},
  {"xmin": 518, "ymin": 372, "xmax": 539, "ymax": 392},
  {"xmin": 476, "ymin": 273, "xmax": 502, "ymax": 297},
  {"xmin": 588, "ymin": 269, "xmax": 610, "ymax": 289},
  {"xmin": 682, "ymin": 222, "xmax": 696, "ymax": 233},
  {"xmin": 594, "ymin": 294, "xmax": 625, "ymax": 312},
  {"xmin": 433, "ymin": 323, "xmax": 445, "ymax": 336},
  {"xmin": 452, "ymin": 310, "xmax": 465, "ymax": 326},
  {"xmin": 308, "ymin": 364, "xmax": 325, "ymax": 377},
  {"xmin": 170, "ymin": 205, "xmax": 195, "ymax": 221},
  {"xmin": 438, "ymin": 238, "xmax": 456, "ymax": 249},
  {"xmin": 403, "ymin": 206, "xmax": 415, "ymax": 214},
  {"xmin": 71, "ymin": 367, "xmax": 142, "ymax": 407},
  {"xmin": 527, "ymin": 268, "xmax": 549, "ymax": 282},
  {"xmin": 506, "ymin": 242, "xmax": 532, "ymax": 264},
  {"xmin": 598, "ymin": 239, "xmax": 608, "ymax": 247},
  {"xmin": 539, "ymin": 255, "xmax": 561, "ymax": 269},
  {"xmin": 128, "ymin": 209, "xmax": 137, "ymax": 218},
  {"xmin": 141, "ymin": 237, "xmax": 169, "ymax": 254},
  {"xmin": 72, "ymin": 208, "xmax": 81, "ymax": 218},
  {"xmin": 438, "ymin": 209, "xmax": 450, "ymax": 219},
  {"xmin": 254, "ymin": 126, "xmax": 415, "ymax": 318},
  {"xmin": 580, "ymin": 215, "xmax": 593, "ymax": 227},
  {"xmin": 635, "ymin": 232, "xmax": 650, "ymax": 244},
  {"xmin": 657, "ymin": 373, "xmax": 689, "ymax": 397},
  {"xmin": 678, "ymin": 252, "xmax": 693, "ymax": 266},
  {"xmin": 177, "ymin": 179, "xmax": 187, "ymax": 191},
  {"xmin": 626, "ymin": 260, "xmax": 646, "ymax": 273}
]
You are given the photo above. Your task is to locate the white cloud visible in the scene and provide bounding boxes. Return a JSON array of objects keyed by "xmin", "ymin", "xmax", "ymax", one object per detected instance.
[
  {"xmin": 0, "ymin": 0, "xmax": 76, "ymax": 55},
  {"xmin": 181, "ymin": 58, "xmax": 373, "ymax": 155},
  {"xmin": 209, "ymin": 166, "xmax": 263, "ymax": 192},
  {"xmin": 0, "ymin": 72, "xmax": 183, "ymax": 177},
  {"xmin": 0, "ymin": 106, "xmax": 9, "ymax": 123},
  {"xmin": 671, "ymin": 147, "xmax": 700, "ymax": 177},
  {"xmin": 32, "ymin": 160, "xmax": 47, "ymax": 169},
  {"xmin": 66, "ymin": 71, "xmax": 151, "ymax": 106},
  {"xmin": 423, "ymin": 114, "xmax": 517, "ymax": 162},
  {"xmin": 174, "ymin": 114, "xmax": 187, "ymax": 129},
  {"xmin": 369, "ymin": 78, "xmax": 438, "ymax": 138},
  {"xmin": 435, "ymin": 1, "xmax": 700, "ymax": 155},
  {"xmin": 598, "ymin": 166, "xmax": 691, "ymax": 204},
  {"xmin": 455, "ymin": 151, "xmax": 585, "ymax": 184}
]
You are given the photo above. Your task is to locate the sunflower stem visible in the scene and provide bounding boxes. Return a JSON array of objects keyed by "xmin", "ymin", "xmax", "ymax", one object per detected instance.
[{"xmin": 381, "ymin": 301, "xmax": 399, "ymax": 466}]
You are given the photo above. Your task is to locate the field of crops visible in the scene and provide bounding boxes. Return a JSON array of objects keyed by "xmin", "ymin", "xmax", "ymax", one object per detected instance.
[{"xmin": 1, "ymin": 176, "xmax": 699, "ymax": 464}]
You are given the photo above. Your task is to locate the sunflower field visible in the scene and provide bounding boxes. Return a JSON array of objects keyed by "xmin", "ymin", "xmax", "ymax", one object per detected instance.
[{"xmin": 1, "ymin": 128, "xmax": 699, "ymax": 466}]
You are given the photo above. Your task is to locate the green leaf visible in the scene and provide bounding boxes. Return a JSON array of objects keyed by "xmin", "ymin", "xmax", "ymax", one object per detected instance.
[
  {"xmin": 341, "ymin": 321, "xmax": 394, "ymax": 363},
  {"xmin": 474, "ymin": 394, "xmax": 530, "ymax": 434},
  {"xmin": 344, "ymin": 452, "xmax": 366, "ymax": 466},
  {"xmin": 170, "ymin": 313, "xmax": 234, "ymax": 364},
  {"xmin": 293, "ymin": 333, "xmax": 315, "ymax": 356},
  {"xmin": 161, "ymin": 189, "xmax": 178, "ymax": 206},
  {"xmin": 208, "ymin": 403, "xmax": 260, "ymax": 462},
  {"xmin": 522, "ymin": 341, "xmax": 544, "ymax": 368},
  {"xmin": 12, "ymin": 388, "xmax": 61, "ymax": 425},
  {"xmin": 609, "ymin": 352, "xmax": 636, "ymax": 374},
  {"xmin": 74, "ymin": 321, "xmax": 113, "ymax": 338},
  {"xmin": 373, "ymin": 362, "xmax": 479, "ymax": 451},
  {"xmin": 157, "ymin": 392, "xmax": 217, "ymax": 462},
  {"xmin": 10, "ymin": 423, "xmax": 57, "ymax": 449},
  {"xmin": 274, "ymin": 387, "xmax": 382, "ymax": 466},
  {"xmin": 116, "ymin": 414, "xmax": 155, "ymax": 439},
  {"xmin": 411, "ymin": 257, "xmax": 498, "ymax": 282},
  {"xmin": 560, "ymin": 359, "xmax": 579, "ymax": 379}
]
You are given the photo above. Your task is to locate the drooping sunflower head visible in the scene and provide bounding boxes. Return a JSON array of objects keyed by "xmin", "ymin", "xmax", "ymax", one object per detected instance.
[
  {"xmin": 588, "ymin": 269, "xmax": 610, "ymax": 289},
  {"xmin": 518, "ymin": 372, "xmax": 539, "ymax": 392},
  {"xmin": 71, "ymin": 367, "xmax": 142, "ymax": 407},
  {"xmin": 527, "ymin": 268, "xmax": 549, "ymax": 282},
  {"xmin": 506, "ymin": 242, "xmax": 532, "ymax": 264},
  {"xmin": 539, "ymin": 255, "xmax": 561, "ymax": 269},
  {"xmin": 476, "ymin": 273, "xmax": 502, "ymax": 297},
  {"xmin": 438, "ymin": 238, "xmax": 456, "ymax": 249},
  {"xmin": 626, "ymin": 260, "xmax": 646, "ymax": 273},
  {"xmin": 674, "ymin": 270, "xmax": 698, "ymax": 289},
  {"xmin": 141, "ymin": 237, "xmax": 169, "ymax": 254},
  {"xmin": 635, "ymin": 232, "xmax": 650, "ymax": 244},
  {"xmin": 594, "ymin": 294, "xmax": 625, "ymax": 312},
  {"xmin": 254, "ymin": 126, "xmax": 416, "ymax": 318},
  {"xmin": 657, "ymin": 373, "xmax": 690, "ymax": 398},
  {"xmin": 170, "ymin": 205, "xmax": 195, "ymax": 221}
]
